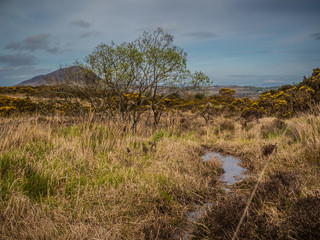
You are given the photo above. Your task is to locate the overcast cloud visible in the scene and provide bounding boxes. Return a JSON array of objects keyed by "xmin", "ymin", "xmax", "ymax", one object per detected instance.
[
  {"xmin": 0, "ymin": 53, "xmax": 36, "ymax": 66},
  {"xmin": 0, "ymin": 0, "xmax": 319, "ymax": 86},
  {"xmin": 5, "ymin": 33, "xmax": 61, "ymax": 53},
  {"xmin": 70, "ymin": 20, "xmax": 91, "ymax": 29},
  {"xmin": 310, "ymin": 33, "xmax": 320, "ymax": 40}
]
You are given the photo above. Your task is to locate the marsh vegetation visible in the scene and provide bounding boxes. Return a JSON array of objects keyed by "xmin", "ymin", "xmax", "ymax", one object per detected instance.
[{"xmin": 1, "ymin": 108, "xmax": 320, "ymax": 239}]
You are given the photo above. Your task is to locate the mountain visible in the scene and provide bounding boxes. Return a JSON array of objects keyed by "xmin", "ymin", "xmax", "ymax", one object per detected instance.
[
  {"xmin": 17, "ymin": 66, "xmax": 89, "ymax": 86},
  {"xmin": 18, "ymin": 67, "xmax": 278, "ymax": 99},
  {"xmin": 18, "ymin": 74, "xmax": 48, "ymax": 86}
]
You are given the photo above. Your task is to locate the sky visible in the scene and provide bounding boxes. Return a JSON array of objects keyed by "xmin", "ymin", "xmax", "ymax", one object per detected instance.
[{"xmin": 0, "ymin": 0, "xmax": 320, "ymax": 87}]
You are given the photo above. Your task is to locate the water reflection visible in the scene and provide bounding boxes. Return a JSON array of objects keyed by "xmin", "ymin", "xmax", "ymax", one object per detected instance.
[{"xmin": 202, "ymin": 151, "xmax": 247, "ymax": 188}]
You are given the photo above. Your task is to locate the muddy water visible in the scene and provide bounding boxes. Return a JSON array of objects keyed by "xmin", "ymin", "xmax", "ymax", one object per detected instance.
[{"xmin": 180, "ymin": 151, "xmax": 247, "ymax": 239}]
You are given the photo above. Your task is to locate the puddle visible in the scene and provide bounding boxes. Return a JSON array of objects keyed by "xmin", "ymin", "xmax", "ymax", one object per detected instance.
[
  {"xmin": 202, "ymin": 151, "xmax": 247, "ymax": 188},
  {"xmin": 179, "ymin": 151, "xmax": 247, "ymax": 239}
]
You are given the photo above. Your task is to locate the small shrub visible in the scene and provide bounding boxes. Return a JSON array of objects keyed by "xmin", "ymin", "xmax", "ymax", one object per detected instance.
[
  {"xmin": 272, "ymin": 118, "xmax": 286, "ymax": 129},
  {"xmin": 194, "ymin": 93, "xmax": 206, "ymax": 100},
  {"xmin": 219, "ymin": 120, "xmax": 235, "ymax": 133},
  {"xmin": 241, "ymin": 107, "xmax": 262, "ymax": 121},
  {"xmin": 261, "ymin": 143, "xmax": 277, "ymax": 157},
  {"xmin": 260, "ymin": 120, "xmax": 286, "ymax": 139}
]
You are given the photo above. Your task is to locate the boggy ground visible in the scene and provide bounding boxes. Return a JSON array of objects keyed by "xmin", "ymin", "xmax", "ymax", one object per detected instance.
[
  {"xmin": 0, "ymin": 113, "xmax": 222, "ymax": 239},
  {"xmin": 1, "ymin": 109, "xmax": 320, "ymax": 239},
  {"xmin": 190, "ymin": 112, "xmax": 320, "ymax": 239}
]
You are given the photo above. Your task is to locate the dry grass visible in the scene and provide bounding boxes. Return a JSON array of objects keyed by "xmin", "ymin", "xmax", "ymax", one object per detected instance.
[
  {"xmin": 189, "ymin": 109, "xmax": 320, "ymax": 239},
  {"xmin": 0, "ymin": 113, "xmax": 220, "ymax": 239},
  {"xmin": 1, "ymin": 107, "xmax": 320, "ymax": 239}
]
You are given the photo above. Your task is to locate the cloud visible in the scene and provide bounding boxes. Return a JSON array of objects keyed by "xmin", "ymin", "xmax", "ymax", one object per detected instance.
[
  {"xmin": 80, "ymin": 31, "xmax": 101, "ymax": 39},
  {"xmin": 0, "ymin": 66, "xmax": 52, "ymax": 86},
  {"xmin": 1, "ymin": 0, "xmax": 319, "ymax": 87},
  {"xmin": 137, "ymin": 22, "xmax": 179, "ymax": 33},
  {"xmin": 184, "ymin": 31, "xmax": 218, "ymax": 40},
  {"xmin": 0, "ymin": 53, "xmax": 36, "ymax": 66},
  {"xmin": 5, "ymin": 34, "xmax": 61, "ymax": 54},
  {"xmin": 310, "ymin": 32, "xmax": 320, "ymax": 40},
  {"xmin": 70, "ymin": 19, "xmax": 91, "ymax": 28}
]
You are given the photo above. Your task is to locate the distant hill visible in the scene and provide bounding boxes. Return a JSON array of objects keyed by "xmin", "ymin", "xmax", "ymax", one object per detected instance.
[
  {"xmin": 17, "ymin": 67, "xmax": 278, "ymax": 98},
  {"xmin": 17, "ymin": 66, "xmax": 89, "ymax": 86},
  {"xmin": 205, "ymin": 85, "xmax": 278, "ymax": 99}
]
